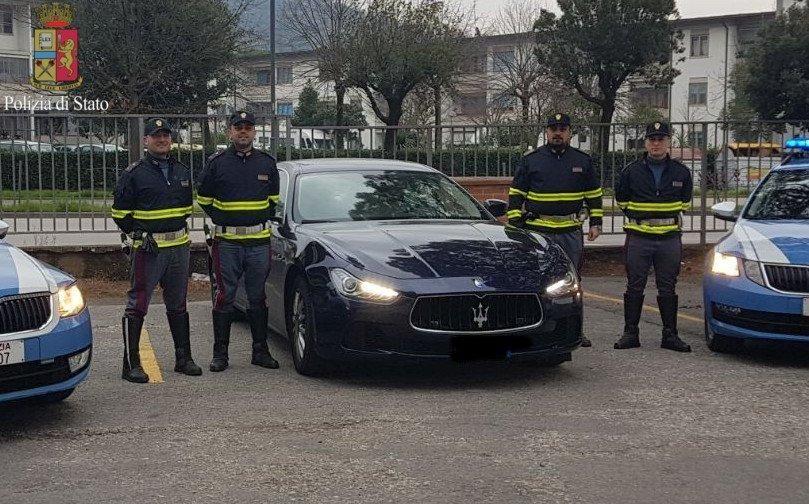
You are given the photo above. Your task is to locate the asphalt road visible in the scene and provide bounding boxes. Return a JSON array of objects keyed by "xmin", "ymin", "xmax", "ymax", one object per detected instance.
[{"xmin": 2, "ymin": 276, "xmax": 808, "ymax": 504}]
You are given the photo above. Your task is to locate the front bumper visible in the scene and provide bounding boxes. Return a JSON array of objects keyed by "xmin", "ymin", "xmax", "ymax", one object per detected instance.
[
  {"xmin": 0, "ymin": 308, "xmax": 93, "ymax": 403},
  {"xmin": 309, "ymin": 286, "xmax": 582, "ymax": 361},
  {"xmin": 703, "ymin": 273, "xmax": 809, "ymax": 343}
]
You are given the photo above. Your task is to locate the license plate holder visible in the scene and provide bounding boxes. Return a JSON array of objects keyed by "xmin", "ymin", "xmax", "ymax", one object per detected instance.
[{"xmin": 0, "ymin": 339, "xmax": 25, "ymax": 366}]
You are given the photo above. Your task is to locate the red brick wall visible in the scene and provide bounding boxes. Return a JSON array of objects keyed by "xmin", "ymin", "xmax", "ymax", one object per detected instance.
[{"xmin": 453, "ymin": 176, "xmax": 511, "ymax": 202}]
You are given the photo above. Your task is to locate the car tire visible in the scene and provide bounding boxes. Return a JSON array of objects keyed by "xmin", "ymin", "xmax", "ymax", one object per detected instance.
[
  {"xmin": 289, "ymin": 276, "xmax": 325, "ymax": 376},
  {"xmin": 35, "ymin": 388, "xmax": 74, "ymax": 403},
  {"xmin": 705, "ymin": 319, "xmax": 740, "ymax": 353}
]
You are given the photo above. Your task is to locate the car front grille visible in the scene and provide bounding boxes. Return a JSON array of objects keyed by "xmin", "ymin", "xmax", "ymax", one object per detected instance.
[
  {"xmin": 410, "ymin": 293, "xmax": 542, "ymax": 333},
  {"xmin": 712, "ymin": 303, "xmax": 809, "ymax": 336},
  {"xmin": 0, "ymin": 293, "xmax": 52, "ymax": 335},
  {"xmin": 765, "ymin": 265, "xmax": 809, "ymax": 294}
]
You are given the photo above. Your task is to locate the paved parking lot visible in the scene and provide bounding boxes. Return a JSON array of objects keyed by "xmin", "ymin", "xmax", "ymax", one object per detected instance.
[{"xmin": 2, "ymin": 276, "xmax": 809, "ymax": 504}]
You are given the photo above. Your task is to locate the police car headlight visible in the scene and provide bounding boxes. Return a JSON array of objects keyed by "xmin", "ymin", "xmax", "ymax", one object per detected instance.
[
  {"xmin": 329, "ymin": 268, "xmax": 399, "ymax": 303},
  {"xmin": 58, "ymin": 284, "xmax": 86, "ymax": 317},
  {"xmin": 545, "ymin": 271, "xmax": 579, "ymax": 297},
  {"xmin": 711, "ymin": 252, "xmax": 740, "ymax": 277}
]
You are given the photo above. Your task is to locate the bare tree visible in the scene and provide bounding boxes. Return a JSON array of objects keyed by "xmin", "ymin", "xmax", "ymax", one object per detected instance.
[
  {"xmin": 486, "ymin": 0, "xmax": 550, "ymax": 124},
  {"xmin": 282, "ymin": 0, "xmax": 363, "ymax": 147}
]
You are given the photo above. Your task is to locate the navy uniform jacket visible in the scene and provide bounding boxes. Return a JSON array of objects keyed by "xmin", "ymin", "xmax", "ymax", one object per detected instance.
[{"xmin": 507, "ymin": 145, "xmax": 603, "ymax": 233}]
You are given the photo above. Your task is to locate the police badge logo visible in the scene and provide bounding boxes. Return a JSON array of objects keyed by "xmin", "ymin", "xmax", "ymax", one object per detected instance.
[
  {"xmin": 654, "ymin": 122, "xmax": 661, "ymax": 130},
  {"xmin": 240, "ymin": 112, "xmax": 247, "ymax": 119},
  {"xmin": 556, "ymin": 114, "xmax": 562, "ymax": 121},
  {"xmin": 31, "ymin": 3, "xmax": 82, "ymax": 91},
  {"xmin": 156, "ymin": 120, "xmax": 163, "ymax": 127}
]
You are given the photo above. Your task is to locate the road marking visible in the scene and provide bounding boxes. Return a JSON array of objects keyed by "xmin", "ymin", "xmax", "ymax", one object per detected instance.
[
  {"xmin": 139, "ymin": 328, "xmax": 164, "ymax": 384},
  {"xmin": 585, "ymin": 291, "xmax": 703, "ymax": 323}
]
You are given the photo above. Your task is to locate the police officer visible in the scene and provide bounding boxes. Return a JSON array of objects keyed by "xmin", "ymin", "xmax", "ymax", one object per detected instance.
[
  {"xmin": 111, "ymin": 118, "xmax": 202, "ymax": 383},
  {"xmin": 613, "ymin": 121, "xmax": 693, "ymax": 352},
  {"xmin": 197, "ymin": 111, "xmax": 280, "ymax": 372},
  {"xmin": 508, "ymin": 113, "xmax": 603, "ymax": 347}
]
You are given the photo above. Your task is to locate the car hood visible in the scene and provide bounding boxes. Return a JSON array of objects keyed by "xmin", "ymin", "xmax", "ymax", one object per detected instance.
[
  {"xmin": 718, "ymin": 220, "xmax": 809, "ymax": 265},
  {"xmin": 0, "ymin": 242, "xmax": 67, "ymax": 297},
  {"xmin": 307, "ymin": 220, "xmax": 566, "ymax": 282}
]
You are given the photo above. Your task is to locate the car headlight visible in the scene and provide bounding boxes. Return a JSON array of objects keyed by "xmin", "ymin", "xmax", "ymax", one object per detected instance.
[
  {"xmin": 711, "ymin": 252, "xmax": 740, "ymax": 277},
  {"xmin": 545, "ymin": 270, "xmax": 579, "ymax": 297},
  {"xmin": 742, "ymin": 259, "xmax": 766, "ymax": 286},
  {"xmin": 58, "ymin": 283, "xmax": 86, "ymax": 317},
  {"xmin": 329, "ymin": 268, "xmax": 399, "ymax": 303}
]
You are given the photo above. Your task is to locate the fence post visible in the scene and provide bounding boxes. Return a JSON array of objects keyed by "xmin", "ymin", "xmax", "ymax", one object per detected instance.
[
  {"xmin": 128, "ymin": 117, "xmax": 144, "ymax": 165},
  {"xmin": 700, "ymin": 122, "xmax": 709, "ymax": 246},
  {"xmin": 285, "ymin": 119, "xmax": 292, "ymax": 161}
]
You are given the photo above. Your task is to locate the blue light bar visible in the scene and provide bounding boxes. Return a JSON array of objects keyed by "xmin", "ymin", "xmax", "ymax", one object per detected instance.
[{"xmin": 785, "ymin": 137, "xmax": 809, "ymax": 150}]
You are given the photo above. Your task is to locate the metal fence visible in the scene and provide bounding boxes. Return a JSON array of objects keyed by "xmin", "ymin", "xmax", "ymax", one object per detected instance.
[{"xmin": 0, "ymin": 113, "xmax": 805, "ymax": 244}]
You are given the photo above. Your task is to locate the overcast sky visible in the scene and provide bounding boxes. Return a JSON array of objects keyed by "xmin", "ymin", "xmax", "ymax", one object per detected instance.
[{"xmin": 465, "ymin": 0, "xmax": 777, "ymax": 22}]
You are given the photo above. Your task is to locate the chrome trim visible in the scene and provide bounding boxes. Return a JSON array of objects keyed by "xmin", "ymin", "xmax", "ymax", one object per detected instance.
[
  {"xmin": 762, "ymin": 263, "xmax": 809, "ymax": 295},
  {"xmin": 0, "ymin": 291, "xmax": 56, "ymax": 341},
  {"xmin": 409, "ymin": 292, "xmax": 544, "ymax": 335}
]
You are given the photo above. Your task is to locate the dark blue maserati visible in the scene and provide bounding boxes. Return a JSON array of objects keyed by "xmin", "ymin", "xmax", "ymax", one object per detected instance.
[{"xmin": 237, "ymin": 159, "xmax": 583, "ymax": 375}]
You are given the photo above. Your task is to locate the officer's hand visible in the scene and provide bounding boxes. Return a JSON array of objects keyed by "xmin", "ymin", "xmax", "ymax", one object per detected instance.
[{"xmin": 587, "ymin": 226, "xmax": 601, "ymax": 241}]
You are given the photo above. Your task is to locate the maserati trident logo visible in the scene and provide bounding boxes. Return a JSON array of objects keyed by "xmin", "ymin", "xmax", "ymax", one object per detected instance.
[{"xmin": 472, "ymin": 303, "xmax": 489, "ymax": 329}]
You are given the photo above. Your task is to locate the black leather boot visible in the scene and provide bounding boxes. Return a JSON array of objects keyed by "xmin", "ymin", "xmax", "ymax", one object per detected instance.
[
  {"xmin": 248, "ymin": 307, "xmax": 279, "ymax": 369},
  {"xmin": 210, "ymin": 310, "xmax": 231, "ymax": 372},
  {"xmin": 167, "ymin": 312, "xmax": 202, "ymax": 376},
  {"xmin": 614, "ymin": 293, "xmax": 644, "ymax": 349},
  {"xmin": 658, "ymin": 295, "xmax": 691, "ymax": 352},
  {"xmin": 122, "ymin": 315, "xmax": 149, "ymax": 383}
]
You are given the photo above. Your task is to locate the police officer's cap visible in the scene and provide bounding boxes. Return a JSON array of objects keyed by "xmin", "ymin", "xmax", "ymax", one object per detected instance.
[
  {"xmin": 546, "ymin": 113, "xmax": 571, "ymax": 128},
  {"xmin": 229, "ymin": 111, "xmax": 256, "ymax": 126},
  {"xmin": 144, "ymin": 118, "xmax": 172, "ymax": 136},
  {"xmin": 645, "ymin": 121, "xmax": 671, "ymax": 138}
]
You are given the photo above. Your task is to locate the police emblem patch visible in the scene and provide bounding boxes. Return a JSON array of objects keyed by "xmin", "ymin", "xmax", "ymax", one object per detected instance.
[
  {"xmin": 556, "ymin": 114, "xmax": 562, "ymax": 120},
  {"xmin": 654, "ymin": 122, "xmax": 661, "ymax": 130},
  {"xmin": 180, "ymin": 180, "xmax": 190, "ymax": 187},
  {"xmin": 240, "ymin": 112, "xmax": 247, "ymax": 119},
  {"xmin": 257, "ymin": 174, "xmax": 269, "ymax": 181},
  {"xmin": 572, "ymin": 166, "xmax": 583, "ymax": 173},
  {"xmin": 156, "ymin": 120, "xmax": 162, "ymax": 127},
  {"xmin": 673, "ymin": 181, "xmax": 683, "ymax": 187}
]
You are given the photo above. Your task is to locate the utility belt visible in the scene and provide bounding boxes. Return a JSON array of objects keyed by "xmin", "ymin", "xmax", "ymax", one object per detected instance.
[
  {"xmin": 127, "ymin": 227, "xmax": 189, "ymax": 254},
  {"xmin": 534, "ymin": 212, "xmax": 582, "ymax": 223},
  {"xmin": 629, "ymin": 217, "xmax": 678, "ymax": 227},
  {"xmin": 213, "ymin": 221, "xmax": 271, "ymax": 238}
]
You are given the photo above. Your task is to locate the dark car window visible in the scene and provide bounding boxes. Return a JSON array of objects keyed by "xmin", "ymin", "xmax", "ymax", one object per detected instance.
[
  {"xmin": 744, "ymin": 168, "xmax": 809, "ymax": 220},
  {"xmin": 276, "ymin": 168, "xmax": 289, "ymax": 217},
  {"xmin": 294, "ymin": 170, "xmax": 487, "ymax": 223}
]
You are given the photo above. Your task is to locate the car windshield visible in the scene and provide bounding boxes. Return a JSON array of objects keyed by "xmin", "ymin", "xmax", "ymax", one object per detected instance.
[
  {"xmin": 744, "ymin": 168, "xmax": 809, "ymax": 220},
  {"xmin": 295, "ymin": 170, "xmax": 487, "ymax": 223}
]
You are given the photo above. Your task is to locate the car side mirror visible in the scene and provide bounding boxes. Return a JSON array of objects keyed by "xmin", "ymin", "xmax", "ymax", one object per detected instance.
[
  {"xmin": 711, "ymin": 201, "xmax": 738, "ymax": 222},
  {"xmin": 0, "ymin": 220, "xmax": 9, "ymax": 239},
  {"xmin": 484, "ymin": 199, "xmax": 508, "ymax": 218}
]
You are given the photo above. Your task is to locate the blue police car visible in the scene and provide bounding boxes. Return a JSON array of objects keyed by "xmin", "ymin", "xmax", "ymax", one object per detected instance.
[
  {"xmin": 0, "ymin": 220, "xmax": 92, "ymax": 403},
  {"xmin": 704, "ymin": 138, "xmax": 809, "ymax": 352}
]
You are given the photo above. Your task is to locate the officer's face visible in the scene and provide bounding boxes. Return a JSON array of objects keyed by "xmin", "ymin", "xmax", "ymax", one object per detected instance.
[
  {"xmin": 645, "ymin": 135, "xmax": 671, "ymax": 159},
  {"xmin": 229, "ymin": 123, "xmax": 256, "ymax": 150},
  {"xmin": 546, "ymin": 125, "xmax": 571, "ymax": 146},
  {"xmin": 144, "ymin": 131, "xmax": 172, "ymax": 156}
]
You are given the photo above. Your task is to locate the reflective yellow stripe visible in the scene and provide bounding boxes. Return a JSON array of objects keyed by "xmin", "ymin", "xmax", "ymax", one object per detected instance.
[
  {"xmin": 527, "ymin": 191, "xmax": 585, "ymax": 202},
  {"xmin": 111, "ymin": 208, "xmax": 133, "ymax": 219},
  {"xmin": 681, "ymin": 202, "xmax": 692, "ymax": 210},
  {"xmin": 210, "ymin": 198, "xmax": 271, "ymax": 211},
  {"xmin": 196, "ymin": 195, "xmax": 213, "ymax": 205},
  {"xmin": 526, "ymin": 218, "xmax": 580, "ymax": 228},
  {"xmin": 218, "ymin": 228, "xmax": 272, "ymax": 240},
  {"xmin": 509, "ymin": 187, "xmax": 527, "ymax": 197},
  {"xmin": 269, "ymin": 194, "xmax": 280, "ymax": 203},
  {"xmin": 584, "ymin": 188, "xmax": 603, "ymax": 198},
  {"xmin": 624, "ymin": 223, "xmax": 680, "ymax": 234},
  {"xmin": 590, "ymin": 209, "xmax": 604, "ymax": 217},
  {"xmin": 616, "ymin": 200, "xmax": 629, "ymax": 209},
  {"xmin": 626, "ymin": 201, "xmax": 684, "ymax": 212},
  {"xmin": 506, "ymin": 209, "xmax": 523, "ymax": 219},
  {"xmin": 134, "ymin": 234, "xmax": 190, "ymax": 249},
  {"xmin": 132, "ymin": 206, "xmax": 193, "ymax": 220}
]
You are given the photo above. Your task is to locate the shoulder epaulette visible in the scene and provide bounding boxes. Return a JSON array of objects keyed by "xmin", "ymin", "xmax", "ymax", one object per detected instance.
[
  {"xmin": 124, "ymin": 160, "xmax": 142, "ymax": 173},
  {"xmin": 206, "ymin": 149, "xmax": 226, "ymax": 164}
]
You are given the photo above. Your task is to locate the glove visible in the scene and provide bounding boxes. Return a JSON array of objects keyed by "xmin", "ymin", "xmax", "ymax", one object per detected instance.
[{"xmin": 140, "ymin": 232, "xmax": 159, "ymax": 255}]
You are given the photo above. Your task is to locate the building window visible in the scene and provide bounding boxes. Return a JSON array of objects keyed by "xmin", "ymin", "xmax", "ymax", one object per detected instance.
[
  {"xmin": 688, "ymin": 81, "xmax": 708, "ymax": 106},
  {"xmin": 256, "ymin": 70, "xmax": 271, "ymax": 86},
  {"xmin": 457, "ymin": 93, "xmax": 486, "ymax": 117},
  {"xmin": 277, "ymin": 102, "xmax": 293, "ymax": 116},
  {"xmin": 492, "ymin": 48, "xmax": 515, "ymax": 73},
  {"xmin": 277, "ymin": 66, "xmax": 293, "ymax": 85},
  {"xmin": 0, "ymin": 57, "xmax": 28, "ymax": 83},
  {"xmin": 0, "ymin": 5, "xmax": 13, "ymax": 35},
  {"xmin": 687, "ymin": 130, "xmax": 705, "ymax": 147},
  {"xmin": 632, "ymin": 86, "xmax": 669, "ymax": 109},
  {"xmin": 690, "ymin": 31, "xmax": 709, "ymax": 58}
]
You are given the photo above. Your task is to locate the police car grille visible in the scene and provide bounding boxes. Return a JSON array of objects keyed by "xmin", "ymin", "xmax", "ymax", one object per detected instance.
[
  {"xmin": 764, "ymin": 265, "xmax": 809, "ymax": 294},
  {"xmin": 410, "ymin": 294, "xmax": 542, "ymax": 332},
  {"xmin": 0, "ymin": 293, "xmax": 52, "ymax": 335}
]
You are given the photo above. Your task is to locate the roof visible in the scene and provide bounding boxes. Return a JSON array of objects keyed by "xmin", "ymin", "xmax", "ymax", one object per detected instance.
[{"xmin": 278, "ymin": 158, "xmax": 438, "ymax": 174}]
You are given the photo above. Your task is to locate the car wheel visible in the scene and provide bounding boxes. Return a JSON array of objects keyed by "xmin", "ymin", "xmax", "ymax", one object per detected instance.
[
  {"xmin": 705, "ymin": 319, "xmax": 740, "ymax": 353},
  {"xmin": 289, "ymin": 276, "xmax": 324, "ymax": 376},
  {"xmin": 34, "ymin": 388, "xmax": 74, "ymax": 403}
]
